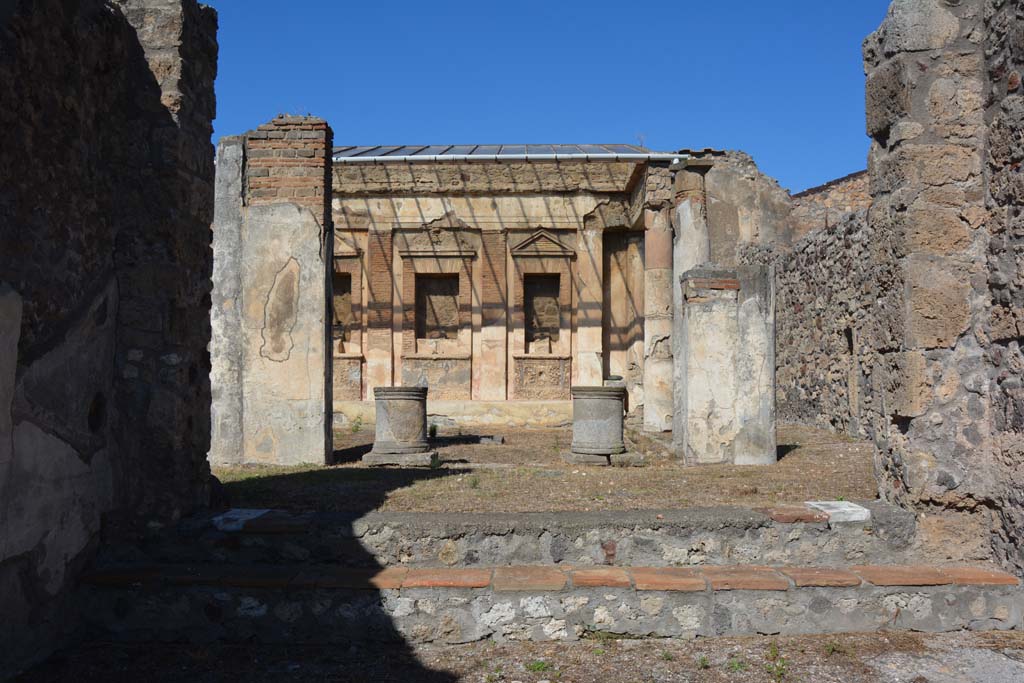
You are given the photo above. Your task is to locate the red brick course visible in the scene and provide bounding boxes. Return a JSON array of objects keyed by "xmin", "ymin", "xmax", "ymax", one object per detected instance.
[
  {"xmin": 631, "ymin": 567, "xmax": 707, "ymax": 592},
  {"xmin": 84, "ymin": 564, "xmax": 1020, "ymax": 592},
  {"xmin": 703, "ymin": 567, "xmax": 790, "ymax": 591},
  {"xmin": 493, "ymin": 567, "xmax": 568, "ymax": 591},
  {"xmin": 780, "ymin": 567, "xmax": 862, "ymax": 588},
  {"xmin": 571, "ymin": 567, "xmax": 632, "ymax": 588},
  {"xmin": 295, "ymin": 567, "xmax": 408, "ymax": 590},
  {"xmin": 942, "ymin": 566, "xmax": 1020, "ymax": 586},
  {"xmin": 404, "ymin": 568, "xmax": 492, "ymax": 589},
  {"xmin": 851, "ymin": 565, "xmax": 952, "ymax": 587}
]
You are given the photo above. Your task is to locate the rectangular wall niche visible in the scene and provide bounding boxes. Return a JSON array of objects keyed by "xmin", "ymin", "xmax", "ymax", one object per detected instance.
[
  {"xmin": 524, "ymin": 274, "xmax": 561, "ymax": 353},
  {"xmin": 332, "ymin": 271, "xmax": 353, "ymax": 351},
  {"xmin": 415, "ymin": 273, "xmax": 460, "ymax": 341}
]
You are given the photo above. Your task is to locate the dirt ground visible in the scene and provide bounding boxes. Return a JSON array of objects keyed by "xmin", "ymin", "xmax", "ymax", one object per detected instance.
[
  {"xmin": 213, "ymin": 424, "xmax": 876, "ymax": 513},
  {"xmin": 19, "ymin": 630, "xmax": 1024, "ymax": 682}
]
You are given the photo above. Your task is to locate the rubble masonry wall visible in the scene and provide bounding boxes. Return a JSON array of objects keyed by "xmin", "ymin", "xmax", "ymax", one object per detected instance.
[{"xmin": 0, "ymin": 0, "xmax": 217, "ymax": 673}]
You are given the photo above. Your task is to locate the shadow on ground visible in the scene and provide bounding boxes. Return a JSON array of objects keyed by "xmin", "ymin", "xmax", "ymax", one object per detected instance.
[{"xmin": 17, "ymin": 465, "xmax": 461, "ymax": 682}]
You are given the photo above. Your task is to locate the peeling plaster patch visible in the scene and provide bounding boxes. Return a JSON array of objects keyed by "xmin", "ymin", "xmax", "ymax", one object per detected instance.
[{"xmin": 260, "ymin": 258, "xmax": 301, "ymax": 362}]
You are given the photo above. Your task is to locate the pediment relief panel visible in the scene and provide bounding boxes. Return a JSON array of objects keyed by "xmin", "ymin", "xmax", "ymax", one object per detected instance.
[
  {"xmin": 399, "ymin": 213, "xmax": 477, "ymax": 257},
  {"xmin": 510, "ymin": 229, "xmax": 576, "ymax": 259}
]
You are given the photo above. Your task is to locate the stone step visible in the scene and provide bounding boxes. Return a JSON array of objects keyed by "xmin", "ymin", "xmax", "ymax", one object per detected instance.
[
  {"xmin": 80, "ymin": 563, "xmax": 1022, "ymax": 644},
  {"xmin": 106, "ymin": 502, "xmax": 924, "ymax": 569}
]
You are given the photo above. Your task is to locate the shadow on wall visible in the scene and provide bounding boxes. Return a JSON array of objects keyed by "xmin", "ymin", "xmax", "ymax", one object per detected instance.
[{"xmin": 1, "ymin": 0, "xmax": 215, "ymax": 676}]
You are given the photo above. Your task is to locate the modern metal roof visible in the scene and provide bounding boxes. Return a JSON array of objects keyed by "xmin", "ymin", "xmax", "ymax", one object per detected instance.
[{"xmin": 333, "ymin": 144, "xmax": 654, "ymax": 159}]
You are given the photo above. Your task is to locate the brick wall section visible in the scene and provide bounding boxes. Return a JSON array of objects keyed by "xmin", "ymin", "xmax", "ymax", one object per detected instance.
[
  {"xmin": 246, "ymin": 115, "xmax": 332, "ymax": 227},
  {"xmin": 480, "ymin": 232, "xmax": 508, "ymax": 327},
  {"xmin": 366, "ymin": 231, "xmax": 395, "ymax": 332}
]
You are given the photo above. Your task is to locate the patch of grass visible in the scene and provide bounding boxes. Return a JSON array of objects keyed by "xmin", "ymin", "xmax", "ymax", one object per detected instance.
[
  {"xmin": 727, "ymin": 658, "xmax": 748, "ymax": 673},
  {"xmin": 220, "ymin": 424, "xmax": 877, "ymax": 514},
  {"xmin": 525, "ymin": 660, "xmax": 553, "ymax": 672},
  {"xmin": 825, "ymin": 640, "xmax": 847, "ymax": 656},
  {"xmin": 350, "ymin": 416, "xmax": 363, "ymax": 434},
  {"xmin": 765, "ymin": 642, "xmax": 789, "ymax": 681},
  {"xmin": 593, "ymin": 648, "xmax": 606, "ymax": 655},
  {"xmin": 661, "ymin": 651, "xmax": 675, "ymax": 662},
  {"xmin": 696, "ymin": 655, "xmax": 709, "ymax": 669},
  {"xmin": 467, "ymin": 475, "xmax": 480, "ymax": 489}
]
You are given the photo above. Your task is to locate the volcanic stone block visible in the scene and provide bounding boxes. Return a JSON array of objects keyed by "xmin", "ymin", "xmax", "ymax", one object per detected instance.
[
  {"xmin": 364, "ymin": 387, "xmax": 438, "ymax": 467},
  {"xmin": 564, "ymin": 386, "xmax": 627, "ymax": 466}
]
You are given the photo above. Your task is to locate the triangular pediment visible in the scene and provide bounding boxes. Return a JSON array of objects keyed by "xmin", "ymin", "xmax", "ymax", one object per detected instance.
[
  {"xmin": 399, "ymin": 216, "xmax": 477, "ymax": 258},
  {"xmin": 510, "ymin": 229, "xmax": 575, "ymax": 258}
]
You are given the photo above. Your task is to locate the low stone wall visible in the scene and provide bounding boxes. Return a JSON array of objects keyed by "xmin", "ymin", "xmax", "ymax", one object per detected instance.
[
  {"xmin": 79, "ymin": 563, "xmax": 1022, "ymax": 644},
  {"xmin": 109, "ymin": 505, "xmax": 928, "ymax": 569}
]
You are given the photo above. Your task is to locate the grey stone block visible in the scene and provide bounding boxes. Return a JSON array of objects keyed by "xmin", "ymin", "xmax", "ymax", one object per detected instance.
[
  {"xmin": 362, "ymin": 451, "xmax": 439, "ymax": 468},
  {"xmin": 561, "ymin": 452, "xmax": 610, "ymax": 466}
]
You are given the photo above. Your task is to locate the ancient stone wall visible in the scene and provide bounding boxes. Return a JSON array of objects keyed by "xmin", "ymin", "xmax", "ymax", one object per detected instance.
[
  {"xmin": 330, "ymin": 157, "xmax": 648, "ymax": 426},
  {"xmin": 789, "ymin": 171, "xmax": 871, "ymax": 239},
  {"xmin": 699, "ymin": 151, "xmax": 795, "ymax": 263},
  {"xmin": 0, "ymin": 0, "xmax": 217, "ymax": 674},
  {"xmin": 983, "ymin": 0, "xmax": 1024, "ymax": 572},
  {"xmin": 750, "ymin": 0, "xmax": 1024, "ymax": 574},
  {"xmin": 209, "ymin": 116, "xmax": 334, "ymax": 466}
]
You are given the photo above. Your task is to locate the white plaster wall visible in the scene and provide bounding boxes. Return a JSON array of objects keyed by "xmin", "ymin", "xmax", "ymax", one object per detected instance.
[{"xmin": 239, "ymin": 203, "xmax": 328, "ymax": 465}]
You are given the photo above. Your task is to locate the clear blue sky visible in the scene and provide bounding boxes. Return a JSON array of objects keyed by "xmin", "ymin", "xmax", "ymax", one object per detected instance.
[{"xmin": 207, "ymin": 0, "xmax": 892, "ymax": 193}]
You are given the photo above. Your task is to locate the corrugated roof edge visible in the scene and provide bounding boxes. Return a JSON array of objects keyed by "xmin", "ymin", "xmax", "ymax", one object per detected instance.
[
  {"xmin": 331, "ymin": 144, "xmax": 687, "ymax": 164},
  {"xmin": 332, "ymin": 144, "xmax": 656, "ymax": 157}
]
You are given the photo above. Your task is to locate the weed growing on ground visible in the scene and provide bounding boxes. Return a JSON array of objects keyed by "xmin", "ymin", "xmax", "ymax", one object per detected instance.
[
  {"xmin": 765, "ymin": 642, "xmax": 789, "ymax": 681},
  {"xmin": 727, "ymin": 658, "xmax": 748, "ymax": 672},
  {"xmin": 696, "ymin": 655, "xmax": 709, "ymax": 669},
  {"xmin": 526, "ymin": 660, "xmax": 553, "ymax": 672},
  {"xmin": 468, "ymin": 475, "xmax": 480, "ymax": 489}
]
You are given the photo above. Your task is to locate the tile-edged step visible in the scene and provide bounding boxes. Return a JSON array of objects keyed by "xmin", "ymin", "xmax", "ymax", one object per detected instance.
[
  {"xmin": 103, "ymin": 502, "xmax": 923, "ymax": 569},
  {"xmin": 80, "ymin": 563, "xmax": 1022, "ymax": 644}
]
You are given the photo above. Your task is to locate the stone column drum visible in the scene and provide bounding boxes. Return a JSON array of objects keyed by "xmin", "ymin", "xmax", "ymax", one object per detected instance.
[
  {"xmin": 564, "ymin": 386, "xmax": 627, "ymax": 466},
  {"xmin": 363, "ymin": 387, "xmax": 438, "ymax": 466}
]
